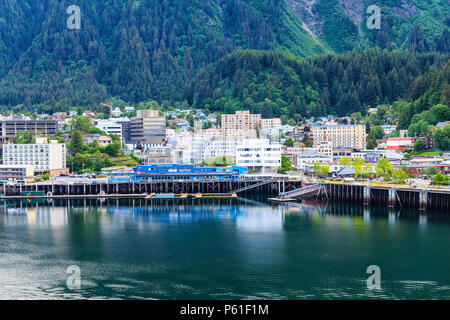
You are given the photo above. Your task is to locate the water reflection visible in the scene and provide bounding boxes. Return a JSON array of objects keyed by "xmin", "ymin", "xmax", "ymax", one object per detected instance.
[
  {"xmin": 0, "ymin": 197, "xmax": 449, "ymax": 230},
  {"xmin": 0, "ymin": 198, "xmax": 449, "ymax": 299}
]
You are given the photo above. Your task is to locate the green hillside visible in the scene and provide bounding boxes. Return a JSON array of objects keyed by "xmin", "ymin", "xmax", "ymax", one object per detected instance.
[
  {"xmin": 184, "ymin": 49, "xmax": 449, "ymax": 120},
  {"xmin": 0, "ymin": 0, "xmax": 448, "ymax": 114}
]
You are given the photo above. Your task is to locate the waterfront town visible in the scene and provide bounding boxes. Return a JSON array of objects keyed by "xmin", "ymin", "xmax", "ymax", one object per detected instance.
[{"xmin": 0, "ymin": 104, "xmax": 449, "ymax": 190}]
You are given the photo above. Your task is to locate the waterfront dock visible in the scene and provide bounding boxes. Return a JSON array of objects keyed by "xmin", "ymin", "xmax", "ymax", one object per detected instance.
[
  {"xmin": 0, "ymin": 179, "xmax": 449, "ymax": 211},
  {"xmin": 0, "ymin": 180, "xmax": 302, "ymax": 196},
  {"xmin": 323, "ymin": 182, "xmax": 450, "ymax": 211},
  {"xmin": 145, "ymin": 193, "xmax": 238, "ymax": 199},
  {"xmin": 272, "ymin": 182, "xmax": 450, "ymax": 211}
]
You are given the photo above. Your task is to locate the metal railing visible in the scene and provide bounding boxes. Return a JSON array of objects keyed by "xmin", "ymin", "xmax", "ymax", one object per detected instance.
[
  {"xmin": 232, "ymin": 180, "xmax": 272, "ymax": 193},
  {"xmin": 278, "ymin": 183, "xmax": 323, "ymax": 199}
]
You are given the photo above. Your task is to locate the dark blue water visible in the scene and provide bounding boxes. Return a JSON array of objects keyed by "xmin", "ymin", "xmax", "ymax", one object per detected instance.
[{"xmin": 0, "ymin": 198, "xmax": 449, "ymax": 299}]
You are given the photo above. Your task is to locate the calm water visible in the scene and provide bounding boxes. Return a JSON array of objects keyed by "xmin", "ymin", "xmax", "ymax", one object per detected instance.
[{"xmin": 0, "ymin": 197, "xmax": 449, "ymax": 300}]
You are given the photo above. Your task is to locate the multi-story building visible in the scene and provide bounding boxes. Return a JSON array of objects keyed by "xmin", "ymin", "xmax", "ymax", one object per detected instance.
[
  {"xmin": 83, "ymin": 134, "xmax": 112, "ymax": 146},
  {"xmin": 94, "ymin": 117, "xmax": 131, "ymax": 142},
  {"xmin": 236, "ymin": 139, "xmax": 281, "ymax": 173},
  {"xmin": 284, "ymin": 141, "xmax": 333, "ymax": 168},
  {"xmin": 136, "ymin": 109, "xmax": 160, "ymax": 118},
  {"xmin": 0, "ymin": 165, "xmax": 34, "ymax": 183},
  {"xmin": 0, "ymin": 120, "xmax": 58, "ymax": 141},
  {"xmin": 296, "ymin": 151, "xmax": 334, "ymax": 171},
  {"xmin": 312, "ymin": 124, "xmax": 366, "ymax": 150},
  {"xmin": 95, "ymin": 119, "xmax": 123, "ymax": 140},
  {"xmin": 386, "ymin": 137, "xmax": 413, "ymax": 151},
  {"xmin": 115, "ymin": 118, "xmax": 131, "ymax": 143},
  {"xmin": 171, "ymin": 133, "xmax": 211, "ymax": 165},
  {"xmin": 131, "ymin": 109, "xmax": 166, "ymax": 143},
  {"xmin": 221, "ymin": 128, "xmax": 257, "ymax": 141},
  {"xmin": 203, "ymin": 140, "xmax": 237, "ymax": 163},
  {"xmin": 260, "ymin": 118, "xmax": 282, "ymax": 129},
  {"xmin": 221, "ymin": 111, "xmax": 261, "ymax": 140},
  {"xmin": 138, "ymin": 146, "xmax": 173, "ymax": 165},
  {"xmin": 3, "ymin": 138, "xmax": 67, "ymax": 174}
]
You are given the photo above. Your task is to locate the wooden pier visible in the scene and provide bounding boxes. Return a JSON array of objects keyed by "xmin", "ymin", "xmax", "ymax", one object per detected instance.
[
  {"xmin": 1, "ymin": 179, "xmax": 449, "ymax": 211},
  {"xmin": 323, "ymin": 183, "xmax": 450, "ymax": 211},
  {"xmin": 0, "ymin": 180, "xmax": 302, "ymax": 198}
]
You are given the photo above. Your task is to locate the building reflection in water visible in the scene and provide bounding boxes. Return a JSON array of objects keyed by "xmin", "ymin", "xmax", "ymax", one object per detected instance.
[{"xmin": 0, "ymin": 198, "xmax": 447, "ymax": 230}]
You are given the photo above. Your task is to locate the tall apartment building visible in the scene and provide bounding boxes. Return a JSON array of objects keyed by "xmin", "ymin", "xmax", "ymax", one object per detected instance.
[
  {"xmin": 221, "ymin": 111, "xmax": 261, "ymax": 140},
  {"xmin": 130, "ymin": 109, "xmax": 166, "ymax": 143},
  {"xmin": 312, "ymin": 124, "xmax": 366, "ymax": 150},
  {"xmin": 0, "ymin": 120, "xmax": 58, "ymax": 141},
  {"xmin": 3, "ymin": 138, "xmax": 67, "ymax": 173}
]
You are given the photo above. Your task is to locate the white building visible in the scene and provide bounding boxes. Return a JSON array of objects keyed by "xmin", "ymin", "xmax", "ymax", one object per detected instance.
[
  {"xmin": 138, "ymin": 146, "xmax": 174, "ymax": 165},
  {"xmin": 112, "ymin": 107, "xmax": 122, "ymax": 117},
  {"xmin": 3, "ymin": 138, "xmax": 67, "ymax": 172},
  {"xmin": 236, "ymin": 139, "xmax": 281, "ymax": 174},
  {"xmin": 95, "ymin": 119, "xmax": 123, "ymax": 139},
  {"xmin": 381, "ymin": 124, "xmax": 397, "ymax": 136},
  {"xmin": 296, "ymin": 151, "xmax": 333, "ymax": 170},
  {"xmin": 386, "ymin": 137, "xmax": 413, "ymax": 150},
  {"xmin": 203, "ymin": 140, "xmax": 237, "ymax": 161},
  {"xmin": 170, "ymin": 133, "xmax": 211, "ymax": 165}
]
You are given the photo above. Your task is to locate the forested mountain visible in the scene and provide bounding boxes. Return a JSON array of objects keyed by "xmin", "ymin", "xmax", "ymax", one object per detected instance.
[
  {"xmin": 185, "ymin": 49, "xmax": 449, "ymax": 119},
  {"xmin": 0, "ymin": 0, "xmax": 448, "ymax": 113}
]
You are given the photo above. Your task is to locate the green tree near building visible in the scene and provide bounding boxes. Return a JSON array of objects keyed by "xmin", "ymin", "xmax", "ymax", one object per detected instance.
[
  {"xmin": 352, "ymin": 157, "xmax": 365, "ymax": 180},
  {"xmin": 302, "ymin": 133, "xmax": 313, "ymax": 147},
  {"xmin": 367, "ymin": 126, "xmax": 385, "ymax": 150},
  {"xmin": 433, "ymin": 125, "xmax": 450, "ymax": 150},
  {"xmin": 69, "ymin": 130, "xmax": 85, "ymax": 154},
  {"xmin": 93, "ymin": 150, "xmax": 104, "ymax": 172},
  {"xmin": 204, "ymin": 156, "xmax": 235, "ymax": 167},
  {"xmin": 433, "ymin": 173, "xmax": 450, "ymax": 185},
  {"xmin": 408, "ymin": 119, "xmax": 431, "ymax": 137},
  {"xmin": 375, "ymin": 157, "xmax": 392, "ymax": 178},
  {"xmin": 363, "ymin": 163, "xmax": 374, "ymax": 178},
  {"xmin": 423, "ymin": 167, "xmax": 438, "ymax": 178},
  {"xmin": 70, "ymin": 116, "xmax": 94, "ymax": 133},
  {"xmin": 314, "ymin": 162, "xmax": 329, "ymax": 177},
  {"xmin": 339, "ymin": 157, "xmax": 352, "ymax": 166},
  {"xmin": 413, "ymin": 138, "xmax": 425, "ymax": 153},
  {"xmin": 69, "ymin": 153, "xmax": 93, "ymax": 173},
  {"xmin": 104, "ymin": 140, "xmax": 122, "ymax": 156},
  {"xmin": 392, "ymin": 168, "xmax": 408, "ymax": 184},
  {"xmin": 283, "ymin": 138, "xmax": 294, "ymax": 147},
  {"xmin": 10, "ymin": 131, "xmax": 34, "ymax": 144},
  {"xmin": 280, "ymin": 156, "xmax": 292, "ymax": 173}
]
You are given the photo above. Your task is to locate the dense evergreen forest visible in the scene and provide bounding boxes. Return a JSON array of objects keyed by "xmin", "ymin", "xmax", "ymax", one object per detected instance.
[
  {"xmin": 0, "ymin": 0, "xmax": 448, "ymax": 116},
  {"xmin": 185, "ymin": 49, "xmax": 449, "ymax": 119}
]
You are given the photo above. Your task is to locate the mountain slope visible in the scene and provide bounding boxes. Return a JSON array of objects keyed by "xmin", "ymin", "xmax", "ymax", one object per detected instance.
[
  {"xmin": 184, "ymin": 49, "xmax": 449, "ymax": 118},
  {"xmin": 0, "ymin": 0, "xmax": 448, "ymax": 112},
  {"xmin": 286, "ymin": 0, "xmax": 450, "ymax": 53},
  {"xmin": 0, "ymin": 0, "xmax": 327, "ymax": 111}
]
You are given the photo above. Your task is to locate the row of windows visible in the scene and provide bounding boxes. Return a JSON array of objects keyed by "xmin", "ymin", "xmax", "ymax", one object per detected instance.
[
  {"xmin": 237, "ymin": 148, "xmax": 281, "ymax": 152},
  {"xmin": 237, "ymin": 160, "xmax": 280, "ymax": 164}
]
